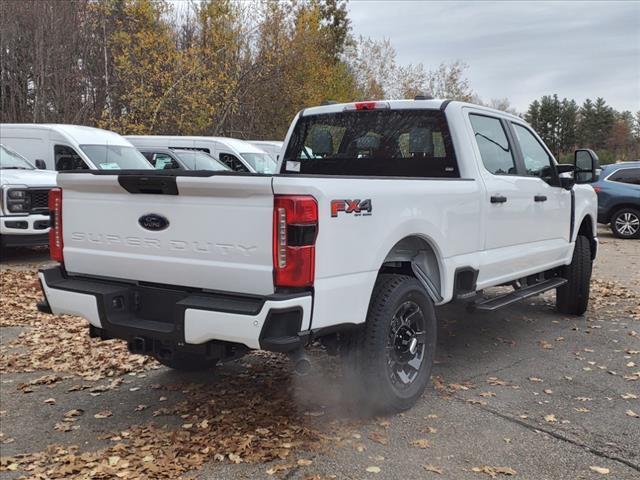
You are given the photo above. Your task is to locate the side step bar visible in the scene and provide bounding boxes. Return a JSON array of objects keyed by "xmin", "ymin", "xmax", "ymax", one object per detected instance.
[{"xmin": 469, "ymin": 278, "xmax": 567, "ymax": 312}]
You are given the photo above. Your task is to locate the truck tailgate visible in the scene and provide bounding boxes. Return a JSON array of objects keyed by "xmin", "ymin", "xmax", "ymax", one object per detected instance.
[{"xmin": 58, "ymin": 173, "xmax": 275, "ymax": 296}]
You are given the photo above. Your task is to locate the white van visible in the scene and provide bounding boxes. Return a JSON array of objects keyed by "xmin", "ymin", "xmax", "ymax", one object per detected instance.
[
  {"xmin": 0, "ymin": 124, "xmax": 151, "ymax": 171},
  {"xmin": 248, "ymin": 141, "xmax": 284, "ymax": 161},
  {"xmin": 125, "ymin": 136, "xmax": 276, "ymax": 174}
]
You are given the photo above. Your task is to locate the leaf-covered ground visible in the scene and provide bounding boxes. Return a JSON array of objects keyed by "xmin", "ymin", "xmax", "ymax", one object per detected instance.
[{"xmin": 1, "ymin": 234, "xmax": 638, "ymax": 479}]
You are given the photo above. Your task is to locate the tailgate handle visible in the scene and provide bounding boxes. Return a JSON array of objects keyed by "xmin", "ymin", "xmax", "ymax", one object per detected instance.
[{"xmin": 118, "ymin": 175, "xmax": 178, "ymax": 195}]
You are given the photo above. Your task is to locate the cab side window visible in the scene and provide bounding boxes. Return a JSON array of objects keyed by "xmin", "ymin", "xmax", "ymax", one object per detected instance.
[
  {"xmin": 219, "ymin": 153, "xmax": 249, "ymax": 172},
  {"xmin": 469, "ymin": 114, "xmax": 516, "ymax": 175},
  {"xmin": 54, "ymin": 145, "xmax": 89, "ymax": 171},
  {"xmin": 511, "ymin": 124, "xmax": 555, "ymax": 181}
]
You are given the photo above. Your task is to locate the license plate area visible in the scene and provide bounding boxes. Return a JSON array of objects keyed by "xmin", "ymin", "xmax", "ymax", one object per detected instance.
[{"xmin": 103, "ymin": 285, "xmax": 189, "ymax": 334}]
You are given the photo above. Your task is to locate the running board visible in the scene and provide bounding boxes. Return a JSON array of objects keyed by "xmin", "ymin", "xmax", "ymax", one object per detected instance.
[{"xmin": 469, "ymin": 278, "xmax": 567, "ymax": 312}]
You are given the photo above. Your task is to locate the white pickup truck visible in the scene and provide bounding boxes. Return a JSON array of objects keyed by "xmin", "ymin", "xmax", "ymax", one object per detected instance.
[
  {"xmin": 38, "ymin": 99, "xmax": 599, "ymax": 412},
  {"xmin": 1, "ymin": 144, "xmax": 57, "ymax": 248}
]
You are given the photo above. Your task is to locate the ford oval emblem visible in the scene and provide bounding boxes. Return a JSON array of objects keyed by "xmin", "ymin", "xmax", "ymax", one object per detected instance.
[{"xmin": 138, "ymin": 214, "xmax": 169, "ymax": 231}]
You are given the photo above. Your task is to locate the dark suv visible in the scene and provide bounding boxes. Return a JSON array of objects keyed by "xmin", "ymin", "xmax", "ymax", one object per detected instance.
[{"xmin": 592, "ymin": 161, "xmax": 640, "ymax": 239}]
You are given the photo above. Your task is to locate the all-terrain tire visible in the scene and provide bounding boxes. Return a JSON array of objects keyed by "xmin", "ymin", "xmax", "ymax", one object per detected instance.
[
  {"xmin": 345, "ymin": 274, "xmax": 437, "ymax": 414},
  {"xmin": 155, "ymin": 352, "xmax": 218, "ymax": 372},
  {"xmin": 610, "ymin": 207, "xmax": 640, "ymax": 239},
  {"xmin": 556, "ymin": 235, "xmax": 592, "ymax": 315}
]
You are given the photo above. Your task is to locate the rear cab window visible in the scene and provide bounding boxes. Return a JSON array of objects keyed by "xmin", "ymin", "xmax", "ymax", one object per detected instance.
[{"xmin": 282, "ymin": 109, "xmax": 459, "ymax": 177}]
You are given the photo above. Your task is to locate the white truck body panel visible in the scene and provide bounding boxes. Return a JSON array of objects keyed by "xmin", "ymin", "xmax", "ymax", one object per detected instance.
[{"xmin": 58, "ymin": 174, "xmax": 276, "ymax": 296}]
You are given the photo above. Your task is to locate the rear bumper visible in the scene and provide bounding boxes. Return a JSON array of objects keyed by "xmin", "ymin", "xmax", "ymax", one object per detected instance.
[{"xmin": 38, "ymin": 266, "xmax": 312, "ymax": 353}]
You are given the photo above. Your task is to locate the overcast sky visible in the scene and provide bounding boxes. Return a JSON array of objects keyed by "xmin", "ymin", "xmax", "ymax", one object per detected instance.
[{"xmin": 348, "ymin": 1, "xmax": 640, "ymax": 113}]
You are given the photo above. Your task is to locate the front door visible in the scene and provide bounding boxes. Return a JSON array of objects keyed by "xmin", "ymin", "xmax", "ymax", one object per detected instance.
[{"xmin": 508, "ymin": 122, "xmax": 571, "ymax": 251}]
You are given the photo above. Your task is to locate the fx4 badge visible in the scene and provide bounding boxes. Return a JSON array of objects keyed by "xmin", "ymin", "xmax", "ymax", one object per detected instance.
[{"xmin": 331, "ymin": 199, "xmax": 372, "ymax": 217}]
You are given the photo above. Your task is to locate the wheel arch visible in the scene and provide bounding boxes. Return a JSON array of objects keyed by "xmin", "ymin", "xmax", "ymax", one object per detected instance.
[
  {"xmin": 379, "ymin": 235, "xmax": 444, "ymax": 303},
  {"xmin": 576, "ymin": 214, "xmax": 597, "ymax": 260}
]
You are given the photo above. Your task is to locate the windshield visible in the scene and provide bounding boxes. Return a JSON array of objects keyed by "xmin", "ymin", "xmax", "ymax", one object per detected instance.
[
  {"xmin": 0, "ymin": 145, "xmax": 35, "ymax": 170},
  {"xmin": 240, "ymin": 152, "xmax": 277, "ymax": 174},
  {"xmin": 173, "ymin": 150, "xmax": 229, "ymax": 171},
  {"xmin": 283, "ymin": 110, "xmax": 459, "ymax": 177},
  {"xmin": 80, "ymin": 145, "xmax": 152, "ymax": 170}
]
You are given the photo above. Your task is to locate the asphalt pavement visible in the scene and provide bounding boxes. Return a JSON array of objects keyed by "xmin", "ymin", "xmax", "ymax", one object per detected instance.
[{"xmin": 1, "ymin": 227, "xmax": 638, "ymax": 480}]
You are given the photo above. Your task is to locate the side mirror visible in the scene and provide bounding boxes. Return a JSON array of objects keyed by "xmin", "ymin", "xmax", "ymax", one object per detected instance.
[
  {"xmin": 574, "ymin": 149, "xmax": 600, "ymax": 184},
  {"xmin": 35, "ymin": 159, "xmax": 47, "ymax": 169}
]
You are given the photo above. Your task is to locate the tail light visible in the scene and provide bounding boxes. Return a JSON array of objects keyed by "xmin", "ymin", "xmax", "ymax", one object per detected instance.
[
  {"xmin": 592, "ymin": 185, "xmax": 601, "ymax": 193},
  {"xmin": 273, "ymin": 195, "xmax": 318, "ymax": 287},
  {"xmin": 48, "ymin": 188, "xmax": 63, "ymax": 263}
]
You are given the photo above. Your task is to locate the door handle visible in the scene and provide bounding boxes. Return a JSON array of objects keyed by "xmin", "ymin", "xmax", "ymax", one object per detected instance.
[
  {"xmin": 490, "ymin": 195, "xmax": 507, "ymax": 204},
  {"xmin": 534, "ymin": 195, "xmax": 547, "ymax": 202}
]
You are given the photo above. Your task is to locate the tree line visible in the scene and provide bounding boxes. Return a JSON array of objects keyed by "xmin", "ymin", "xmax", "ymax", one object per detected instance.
[
  {"xmin": 0, "ymin": 0, "xmax": 475, "ymax": 140},
  {"xmin": 2, "ymin": 0, "xmax": 638, "ymax": 164},
  {"xmin": 525, "ymin": 95, "xmax": 640, "ymax": 164}
]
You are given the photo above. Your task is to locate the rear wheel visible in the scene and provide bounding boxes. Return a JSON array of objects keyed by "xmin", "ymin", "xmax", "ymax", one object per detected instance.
[
  {"xmin": 556, "ymin": 235, "xmax": 592, "ymax": 315},
  {"xmin": 346, "ymin": 274, "xmax": 437, "ymax": 413},
  {"xmin": 610, "ymin": 208, "xmax": 640, "ymax": 239},
  {"xmin": 155, "ymin": 352, "xmax": 218, "ymax": 372}
]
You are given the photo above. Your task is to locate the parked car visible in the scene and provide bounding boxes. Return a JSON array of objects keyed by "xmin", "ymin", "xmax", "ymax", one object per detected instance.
[
  {"xmin": 137, "ymin": 147, "xmax": 230, "ymax": 171},
  {"xmin": 126, "ymin": 136, "xmax": 276, "ymax": 174},
  {"xmin": 0, "ymin": 144, "xmax": 57, "ymax": 248},
  {"xmin": 38, "ymin": 98, "xmax": 599, "ymax": 413},
  {"xmin": 0, "ymin": 124, "xmax": 152, "ymax": 171},
  {"xmin": 248, "ymin": 140, "xmax": 283, "ymax": 161},
  {"xmin": 592, "ymin": 161, "xmax": 640, "ymax": 239}
]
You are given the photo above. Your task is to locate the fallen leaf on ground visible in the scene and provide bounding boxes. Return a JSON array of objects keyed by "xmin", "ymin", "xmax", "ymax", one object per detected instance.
[
  {"xmin": 93, "ymin": 410, "xmax": 112, "ymax": 419},
  {"xmin": 423, "ymin": 464, "xmax": 443, "ymax": 474},
  {"xmin": 266, "ymin": 464, "xmax": 291, "ymax": 475},
  {"xmin": 410, "ymin": 438, "xmax": 430, "ymax": 449},
  {"xmin": 626, "ymin": 410, "xmax": 639, "ymax": 418},
  {"xmin": 589, "ymin": 466, "xmax": 610, "ymax": 474},
  {"xmin": 368, "ymin": 431, "xmax": 388, "ymax": 445},
  {"xmin": 366, "ymin": 466, "xmax": 381, "ymax": 473},
  {"xmin": 471, "ymin": 465, "xmax": 517, "ymax": 477},
  {"xmin": 544, "ymin": 414, "xmax": 557, "ymax": 423}
]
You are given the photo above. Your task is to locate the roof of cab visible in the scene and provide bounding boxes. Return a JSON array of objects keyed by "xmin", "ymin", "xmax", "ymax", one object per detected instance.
[
  {"xmin": 126, "ymin": 135, "xmax": 267, "ymax": 154},
  {"xmin": 0, "ymin": 123, "xmax": 131, "ymax": 146},
  {"xmin": 300, "ymin": 99, "xmax": 522, "ymax": 122}
]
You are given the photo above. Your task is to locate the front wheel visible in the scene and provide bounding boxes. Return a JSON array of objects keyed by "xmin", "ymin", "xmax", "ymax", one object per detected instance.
[
  {"xmin": 346, "ymin": 274, "xmax": 437, "ymax": 413},
  {"xmin": 556, "ymin": 235, "xmax": 592, "ymax": 315},
  {"xmin": 610, "ymin": 208, "xmax": 640, "ymax": 239}
]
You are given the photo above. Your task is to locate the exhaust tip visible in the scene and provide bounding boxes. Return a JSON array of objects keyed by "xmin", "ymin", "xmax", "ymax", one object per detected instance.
[
  {"xmin": 289, "ymin": 349, "xmax": 312, "ymax": 376},
  {"xmin": 294, "ymin": 357, "xmax": 312, "ymax": 376}
]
